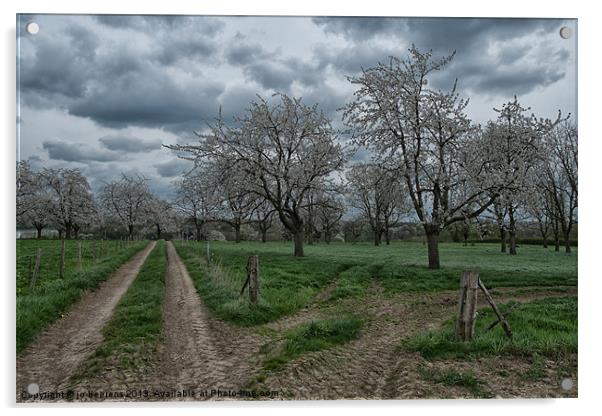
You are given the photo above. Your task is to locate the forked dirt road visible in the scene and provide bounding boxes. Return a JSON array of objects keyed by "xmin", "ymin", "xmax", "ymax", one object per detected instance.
[
  {"xmin": 16, "ymin": 239, "xmax": 576, "ymax": 401},
  {"xmin": 16, "ymin": 241, "xmax": 156, "ymax": 400}
]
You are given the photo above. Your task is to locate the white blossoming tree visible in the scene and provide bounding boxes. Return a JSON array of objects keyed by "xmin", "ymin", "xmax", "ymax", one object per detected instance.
[
  {"xmin": 167, "ymin": 93, "xmax": 346, "ymax": 257},
  {"xmin": 343, "ymin": 46, "xmax": 497, "ymax": 268}
]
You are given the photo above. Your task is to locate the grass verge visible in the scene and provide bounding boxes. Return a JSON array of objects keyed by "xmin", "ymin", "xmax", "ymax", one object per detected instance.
[
  {"xmin": 403, "ymin": 296, "xmax": 577, "ymax": 359},
  {"xmin": 16, "ymin": 241, "xmax": 148, "ymax": 353},
  {"xmin": 71, "ymin": 240, "xmax": 166, "ymax": 379},
  {"xmin": 173, "ymin": 241, "xmax": 351, "ymax": 325},
  {"xmin": 263, "ymin": 316, "xmax": 363, "ymax": 371}
]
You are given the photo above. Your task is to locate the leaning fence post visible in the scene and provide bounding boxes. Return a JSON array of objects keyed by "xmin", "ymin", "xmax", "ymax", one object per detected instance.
[
  {"xmin": 478, "ymin": 279, "xmax": 513, "ymax": 338},
  {"xmin": 455, "ymin": 270, "xmax": 479, "ymax": 342},
  {"xmin": 30, "ymin": 248, "xmax": 42, "ymax": 289},
  {"xmin": 59, "ymin": 239, "xmax": 66, "ymax": 279}
]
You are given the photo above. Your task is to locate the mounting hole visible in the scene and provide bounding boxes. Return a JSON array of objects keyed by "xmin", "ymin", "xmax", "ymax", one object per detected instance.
[
  {"xmin": 559, "ymin": 26, "xmax": 573, "ymax": 39},
  {"xmin": 25, "ymin": 22, "xmax": 39, "ymax": 35},
  {"xmin": 27, "ymin": 383, "xmax": 40, "ymax": 395},
  {"xmin": 560, "ymin": 378, "xmax": 573, "ymax": 390}
]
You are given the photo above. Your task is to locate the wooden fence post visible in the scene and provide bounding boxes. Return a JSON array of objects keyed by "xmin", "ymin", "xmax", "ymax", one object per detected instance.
[
  {"xmin": 455, "ymin": 270, "xmax": 479, "ymax": 342},
  {"xmin": 247, "ymin": 255, "xmax": 260, "ymax": 305},
  {"xmin": 30, "ymin": 248, "xmax": 42, "ymax": 289},
  {"xmin": 78, "ymin": 241, "xmax": 82, "ymax": 270},
  {"xmin": 27, "ymin": 256, "xmax": 32, "ymax": 282},
  {"xmin": 59, "ymin": 239, "xmax": 66, "ymax": 279}
]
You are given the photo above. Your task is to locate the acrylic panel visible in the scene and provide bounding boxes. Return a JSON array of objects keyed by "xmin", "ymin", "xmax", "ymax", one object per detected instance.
[{"xmin": 16, "ymin": 14, "xmax": 578, "ymax": 402}]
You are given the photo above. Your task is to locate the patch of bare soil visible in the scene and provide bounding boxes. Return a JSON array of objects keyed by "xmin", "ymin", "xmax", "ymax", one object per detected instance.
[
  {"xmin": 16, "ymin": 242, "xmax": 156, "ymax": 401},
  {"xmin": 257, "ymin": 286, "xmax": 577, "ymax": 400}
]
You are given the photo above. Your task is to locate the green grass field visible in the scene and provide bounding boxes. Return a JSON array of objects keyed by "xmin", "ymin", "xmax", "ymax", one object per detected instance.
[
  {"xmin": 16, "ymin": 239, "xmax": 147, "ymax": 353},
  {"xmin": 16, "ymin": 239, "xmax": 144, "ymax": 294},
  {"xmin": 174, "ymin": 241, "xmax": 577, "ymax": 326}
]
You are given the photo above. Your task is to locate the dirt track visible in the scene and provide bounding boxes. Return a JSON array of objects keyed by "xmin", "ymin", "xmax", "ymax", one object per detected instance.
[
  {"xmin": 152, "ymin": 241, "xmax": 264, "ymax": 400},
  {"xmin": 16, "ymin": 241, "xmax": 156, "ymax": 399}
]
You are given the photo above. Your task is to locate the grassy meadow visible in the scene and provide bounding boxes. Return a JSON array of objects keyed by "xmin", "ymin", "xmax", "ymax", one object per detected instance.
[{"xmin": 173, "ymin": 240, "xmax": 577, "ymax": 326}]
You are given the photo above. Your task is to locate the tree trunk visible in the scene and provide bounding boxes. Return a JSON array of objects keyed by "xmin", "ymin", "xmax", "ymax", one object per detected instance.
[
  {"xmin": 325, "ymin": 231, "xmax": 332, "ymax": 244},
  {"xmin": 261, "ymin": 228, "xmax": 267, "ymax": 243},
  {"xmin": 234, "ymin": 223, "xmax": 241, "ymax": 243},
  {"xmin": 65, "ymin": 223, "xmax": 72, "ymax": 239},
  {"xmin": 128, "ymin": 224, "xmax": 134, "ymax": 241},
  {"xmin": 58, "ymin": 229, "xmax": 63, "ymax": 239},
  {"xmin": 293, "ymin": 229, "xmax": 304, "ymax": 257},
  {"xmin": 373, "ymin": 229, "xmax": 380, "ymax": 246},
  {"xmin": 499, "ymin": 227, "xmax": 506, "ymax": 253},
  {"xmin": 385, "ymin": 225, "xmax": 391, "ymax": 245},
  {"xmin": 563, "ymin": 231, "xmax": 572, "ymax": 253},
  {"xmin": 542, "ymin": 235, "xmax": 548, "ymax": 248},
  {"xmin": 552, "ymin": 220, "xmax": 560, "ymax": 251},
  {"xmin": 195, "ymin": 225, "xmax": 202, "ymax": 241},
  {"xmin": 508, "ymin": 206, "xmax": 517, "ymax": 255},
  {"xmin": 36, "ymin": 225, "xmax": 43, "ymax": 239},
  {"xmin": 156, "ymin": 224, "xmax": 162, "ymax": 240},
  {"xmin": 508, "ymin": 231, "xmax": 517, "ymax": 255},
  {"xmin": 306, "ymin": 223, "xmax": 314, "ymax": 245},
  {"xmin": 426, "ymin": 228, "xmax": 440, "ymax": 269}
]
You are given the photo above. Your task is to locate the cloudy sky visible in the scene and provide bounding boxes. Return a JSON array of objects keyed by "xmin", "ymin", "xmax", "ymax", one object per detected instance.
[{"xmin": 17, "ymin": 14, "xmax": 577, "ymax": 198}]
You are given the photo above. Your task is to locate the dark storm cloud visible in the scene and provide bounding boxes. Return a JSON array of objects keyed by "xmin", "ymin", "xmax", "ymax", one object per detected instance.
[
  {"xmin": 243, "ymin": 61, "xmax": 295, "ymax": 91},
  {"xmin": 153, "ymin": 158, "xmax": 193, "ymax": 178},
  {"xmin": 43, "ymin": 140, "xmax": 124, "ymax": 162},
  {"xmin": 313, "ymin": 16, "xmax": 559, "ymax": 47},
  {"xmin": 98, "ymin": 135, "xmax": 163, "ymax": 153},
  {"xmin": 312, "ymin": 17, "xmax": 401, "ymax": 41},
  {"xmin": 312, "ymin": 17, "xmax": 570, "ymax": 97},
  {"xmin": 20, "ymin": 22, "xmax": 98, "ymax": 100},
  {"xmin": 68, "ymin": 69, "xmax": 224, "ymax": 129},
  {"xmin": 21, "ymin": 14, "xmax": 225, "ymax": 132},
  {"xmin": 94, "ymin": 14, "xmax": 224, "ymax": 35},
  {"xmin": 313, "ymin": 42, "xmax": 406, "ymax": 74},
  {"xmin": 225, "ymin": 33, "xmax": 269, "ymax": 66}
]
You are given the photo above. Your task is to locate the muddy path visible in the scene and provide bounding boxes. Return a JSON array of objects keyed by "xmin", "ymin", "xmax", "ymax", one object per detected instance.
[
  {"xmin": 258, "ymin": 285, "xmax": 577, "ymax": 399},
  {"xmin": 151, "ymin": 241, "xmax": 264, "ymax": 400},
  {"xmin": 16, "ymin": 241, "xmax": 156, "ymax": 399}
]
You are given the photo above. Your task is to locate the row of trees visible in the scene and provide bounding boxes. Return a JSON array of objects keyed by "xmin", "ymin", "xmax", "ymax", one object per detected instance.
[
  {"xmin": 16, "ymin": 166, "xmax": 175, "ymax": 241},
  {"xmin": 17, "ymin": 46, "xmax": 577, "ymax": 269},
  {"xmin": 167, "ymin": 46, "xmax": 577, "ymax": 268}
]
